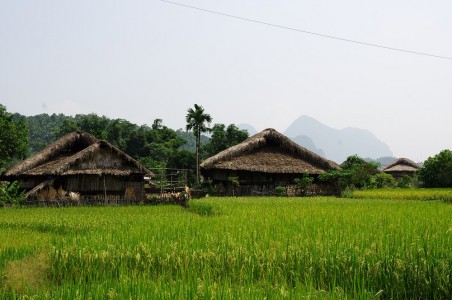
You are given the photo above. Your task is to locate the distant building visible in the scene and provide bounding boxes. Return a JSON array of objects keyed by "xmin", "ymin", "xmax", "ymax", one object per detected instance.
[
  {"xmin": 382, "ymin": 158, "xmax": 420, "ymax": 178},
  {"xmin": 200, "ymin": 128, "xmax": 340, "ymax": 196}
]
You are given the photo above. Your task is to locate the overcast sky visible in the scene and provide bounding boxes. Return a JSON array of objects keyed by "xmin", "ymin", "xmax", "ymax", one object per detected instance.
[{"xmin": 1, "ymin": 0, "xmax": 451, "ymax": 162}]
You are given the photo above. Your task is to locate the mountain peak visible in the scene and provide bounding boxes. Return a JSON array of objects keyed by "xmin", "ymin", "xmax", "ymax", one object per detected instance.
[
  {"xmin": 237, "ymin": 123, "xmax": 258, "ymax": 136},
  {"xmin": 284, "ymin": 115, "xmax": 392, "ymax": 163}
]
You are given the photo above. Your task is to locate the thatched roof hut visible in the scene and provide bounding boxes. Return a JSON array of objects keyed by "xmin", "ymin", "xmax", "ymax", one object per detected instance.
[
  {"xmin": 200, "ymin": 128, "xmax": 340, "ymax": 196},
  {"xmin": 4, "ymin": 131, "xmax": 152, "ymax": 204},
  {"xmin": 382, "ymin": 158, "xmax": 419, "ymax": 178},
  {"xmin": 4, "ymin": 131, "xmax": 97, "ymax": 177}
]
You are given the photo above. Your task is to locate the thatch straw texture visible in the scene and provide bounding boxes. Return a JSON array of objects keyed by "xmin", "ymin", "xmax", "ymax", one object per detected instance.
[
  {"xmin": 5, "ymin": 131, "xmax": 152, "ymax": 177},
  {"xmin": 383, "ymin": 158, "xmax": 419, "ymax": 173},
  {"xmin": 200, "ymin": 128, "xmax": 340, "ymax": 174},
  {"xmin": 4, "ymin": 131, "xmax": 98, "ymax": 176}
]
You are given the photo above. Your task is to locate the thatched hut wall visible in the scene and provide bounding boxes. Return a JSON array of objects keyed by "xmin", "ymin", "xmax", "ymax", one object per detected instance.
[
  {"xmin": 11, "ymin": 176, "xmax": 46, "ymax": 190},
  {"xmin": 206, "ymin": 169, "xmax": 338, "ymax": 197},
  {"xmin": 66, "ymin": 175, "xmax": 123, "ymax": 192}
]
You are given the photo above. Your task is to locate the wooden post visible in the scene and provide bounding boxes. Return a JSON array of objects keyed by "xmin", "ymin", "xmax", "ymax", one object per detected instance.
[{"xmin": 103, "ymin": 175, "xmax": 107, "ymax": 205}]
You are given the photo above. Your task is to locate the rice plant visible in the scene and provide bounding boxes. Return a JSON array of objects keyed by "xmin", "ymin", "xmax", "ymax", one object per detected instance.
[
  {"xmin": 0, "ymin": 197, "xmax": 450, "ymax": 299},
  {"xmin": 353, "ymin": 188, "xmax": 452, "ymax": 202}
]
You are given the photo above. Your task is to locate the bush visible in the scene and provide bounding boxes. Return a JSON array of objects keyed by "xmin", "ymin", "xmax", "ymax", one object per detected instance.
[
  {"xmin": 418, "ymin": 149, "xmax": 452, "ymax": 188},
  {"xmin": 146, "ymin": 194, "xmax": 159, "ymax": 205},
  {"xmin": 373, "ymin": 173, "xmax": 395, "ymax": 188},
  {"xmin": 275, "ymin": 186, "xmax": 286, "ymax": 197},
  {"xmin": 294, "ymin": 173, "xmax": 314, "ymax": 196},
  {"xmin": 340, "ymin": 155, "xmax": 379, "ymax": 189},
  {"xmin": 319, "ymin": 155, "xmax": 379, "ymax": 193},
  {"xmin": 396, "ymin": 175, "xmax": 413, "ymax": 188},
  {"xmin": 340, "ymin": 186, "xmax": 355, "ymax": 198},
  {"xmin": 0, "ymin": 181, "xmax": 25, "ymax": 206}
]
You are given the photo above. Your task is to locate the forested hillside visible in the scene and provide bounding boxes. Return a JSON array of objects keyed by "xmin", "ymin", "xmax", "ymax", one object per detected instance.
[
  {"xmin": 18, "ymin": 113, "xmax": 196, "ymax": 171},
  {"xmin": 9, "ymin": 112, "xmax": 248, "ymax": 185},
  {"xmin": 17, "ymin": 113, "xmax": 70, "ymax": 153}
]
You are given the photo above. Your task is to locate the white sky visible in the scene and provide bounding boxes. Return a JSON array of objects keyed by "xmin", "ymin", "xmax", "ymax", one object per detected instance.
[{"xmin": 1, "ymin": 0, "xmax": 451, "ymax": 162}]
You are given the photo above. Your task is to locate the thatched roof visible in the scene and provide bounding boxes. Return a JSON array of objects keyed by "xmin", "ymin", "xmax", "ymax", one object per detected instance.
[
  {"xmin": 4, "ymin": 131, "xmax": 152, "ymax": 177},
  {"xmin": 200, "ymin": 128, "xmax": 340, "ymax": 174},
  {"xmin": 383, "ymin": 158, "xmax": 419, "ymax": 173}
]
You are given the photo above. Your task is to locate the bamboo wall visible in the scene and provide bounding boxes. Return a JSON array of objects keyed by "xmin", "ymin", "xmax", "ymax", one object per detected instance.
[
  {"xmin": 207, "ymin": 170, "xmax": 338, "ymax": 196},
  {"xmin": 66, "ymin": 175, "xmax": 126, "ymax": 192}
]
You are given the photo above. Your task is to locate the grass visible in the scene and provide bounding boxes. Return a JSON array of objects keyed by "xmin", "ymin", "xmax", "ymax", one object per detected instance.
[
  {"xmin": 0, "ymin": 196, "xmax": 451, "ymax": 299},
  {"xmin": 352, "ymin": 188, "xmax": 452, "ymax": 202}
]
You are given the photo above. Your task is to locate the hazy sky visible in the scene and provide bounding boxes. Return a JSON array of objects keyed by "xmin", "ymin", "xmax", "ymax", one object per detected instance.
[{"xmin": 1, "ymin": 0, "xmax": 451, "ymax": 162}]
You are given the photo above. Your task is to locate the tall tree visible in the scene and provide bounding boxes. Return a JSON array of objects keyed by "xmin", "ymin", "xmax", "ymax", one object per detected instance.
[
  {"xmin": 0, "ymin": 105, "xmax": 29, "ymax": 173},
  {"xmin": 340, "ymin": 155, "xmax": 380, "ymax": 189},
  {"xmin": 418, "ymin": 149, "xmax": 452, "ymax": 188},
  {"xmin": 204, "ymin": 123, "xmax": 248, "ymax": 158},
  {"xmin": 185, "ymin": 104, "xmax": 212, "ymax": 183},
  {"xmin": 24, "ymin": 113, "xmax": 70, "ymax": 153}
]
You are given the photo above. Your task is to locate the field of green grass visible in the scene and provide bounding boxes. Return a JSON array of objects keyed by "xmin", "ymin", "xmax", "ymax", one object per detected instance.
[
  {"xmin": 352, "ymin": 188, "xmax": 452, "ymax": 202},
  {"xmin": 0, "ymin": 196, "xmax": 451, "ymax": 299}
]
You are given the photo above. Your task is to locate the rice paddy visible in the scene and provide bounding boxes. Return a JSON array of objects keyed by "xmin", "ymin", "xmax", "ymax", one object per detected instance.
[
  {"xmin": 0, "ymin": 196, "xmax": 451, "ymax": 299},
  {"xmin": 352, "ymin": 188, "xmax": 452, "ymax": 202}
]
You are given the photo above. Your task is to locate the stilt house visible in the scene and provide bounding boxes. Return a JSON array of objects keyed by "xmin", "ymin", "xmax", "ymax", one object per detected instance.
[
  {"xmin": 382, "ymin": 158, "xmax": 419, "ymax": 178},
  {"xmin": 200, "ymin": 128, "xmax": 340, "ymax": 196},
  {"xmin": 3, "ymin": 131, "xmax": 152, "ymax": 204}
]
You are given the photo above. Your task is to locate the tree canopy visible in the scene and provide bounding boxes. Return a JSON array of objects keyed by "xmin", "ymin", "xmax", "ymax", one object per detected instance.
[
  {"xmin": 9, "ymin": 112, "xmax": 195, "ymax": 182},
  {"xmin": 186, "ymin": 104, "xmax": 212, "ymax": 182},
  {"xmin": 418, "ymin": 149, "xmax": 452, "ymax": 188},
  {"xmin": 319, "ymin": 154, "xmax": 380, "ymax": 191},
  {"xmin": 0, "ymin": 105, "xmax": 29, "ymax": 173},
  {"xmin": 204, "ymin": 123, "xmax": 249, "ymax": 158}
]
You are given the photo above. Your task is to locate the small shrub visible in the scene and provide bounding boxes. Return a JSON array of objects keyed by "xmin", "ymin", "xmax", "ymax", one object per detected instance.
[
  {"xmin": 227, "ymin": 176, "xmax": 240, "ymax": 196},
  {"xmin": 294, "ymin": 173, "xmax": 314, "ymax": 196},
  {"xmin": 396, "ymin": 175, "xmax": 413, "ymax": 188},
  {"xmin": 275, "ymin": 186, "xmax": 286, "ymax": 197},
  {"xmin": 199, "ymin": 178, "xmax": 217, "ymax": 195},
  {"xmin": 0, "ymin": 181, "xmax": 25, "ymax": 206},
  {"xmin": 340, "ymin": 186, "xmax": 355, "ymax": 198},
  {"xmin": 373, "ymin": 173, "xmax": 395, "ymax": 188},
  {"xmin": 146, "ymin": 194, "xmax": 159, "ymax": 205}
]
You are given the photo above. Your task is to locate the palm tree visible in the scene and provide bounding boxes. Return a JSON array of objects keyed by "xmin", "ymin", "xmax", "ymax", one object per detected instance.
[{"xmin": 186, "ymin": 104, "xmax": 212, "ymax": 183}]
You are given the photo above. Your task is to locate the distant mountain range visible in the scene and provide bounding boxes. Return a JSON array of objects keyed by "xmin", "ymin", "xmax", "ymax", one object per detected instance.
[{"xmin": 238, "ymin": 115, "xmax": 393, "ymax": 164}]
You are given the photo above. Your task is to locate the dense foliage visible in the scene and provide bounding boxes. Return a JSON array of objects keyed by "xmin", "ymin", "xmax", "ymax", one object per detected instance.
[
  {"xmin": 319, "ymin": 155, "xmax": 380, "ymax": 191},
  {"xmin": 0, "ymin": 197, "xmax": 450, "ymax": 298},
  {"xmin": 0, "ymin": 181, "xmax": 25, "ymax": 206},
  {"xmin": 175, "ymin": 129, "xmax": 209, "ymax": 153},
  {"xmin": 51, "ymin": 114, "xmax": 188, "ymax": 170},
  {"xmin": 2, "ymin": 111, "xmax": 199, "ymax": 183},
  {"xmin": 3, "ymin": 109, "xmax": 250, "ymax": 186},
  {"xmin": 204, "ymin": 123, "xmax": 248, "ymax": 158},
  {"xmin": 293, "ymin": 173, "xmax": 314, "ymax": 196},
  {"xmin": 373, "ymin": 172, "xmax": 396, "ymax": 188},
  {"xmin": 418, "ymin": 149, "xmax": 452, "ymax": 188},
  {"xmin": 22, "ymin": 113, "xmax": 69, "ymax": 153},
  {"xmin": 0, "ymin": 105, "xmax": 29, "ymax": 173}
]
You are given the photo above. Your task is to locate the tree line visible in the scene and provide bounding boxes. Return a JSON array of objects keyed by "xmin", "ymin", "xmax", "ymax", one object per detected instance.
[
  {"xmin": 1, "ymin": 103, "xmax": 451, "ymax": 189},
  {"xmin": 0, "ymin": 104, "xmax": 248, "ymax": 185}
]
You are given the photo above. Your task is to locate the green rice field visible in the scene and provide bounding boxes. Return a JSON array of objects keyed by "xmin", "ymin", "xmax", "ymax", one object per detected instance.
[
  {"xmin": 0, "ymin": 196, "xmax": 451, "ymax": 299},
  {"xmin": 352, "ymin": 188, "xmax": 452, "ymax": 202}
]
